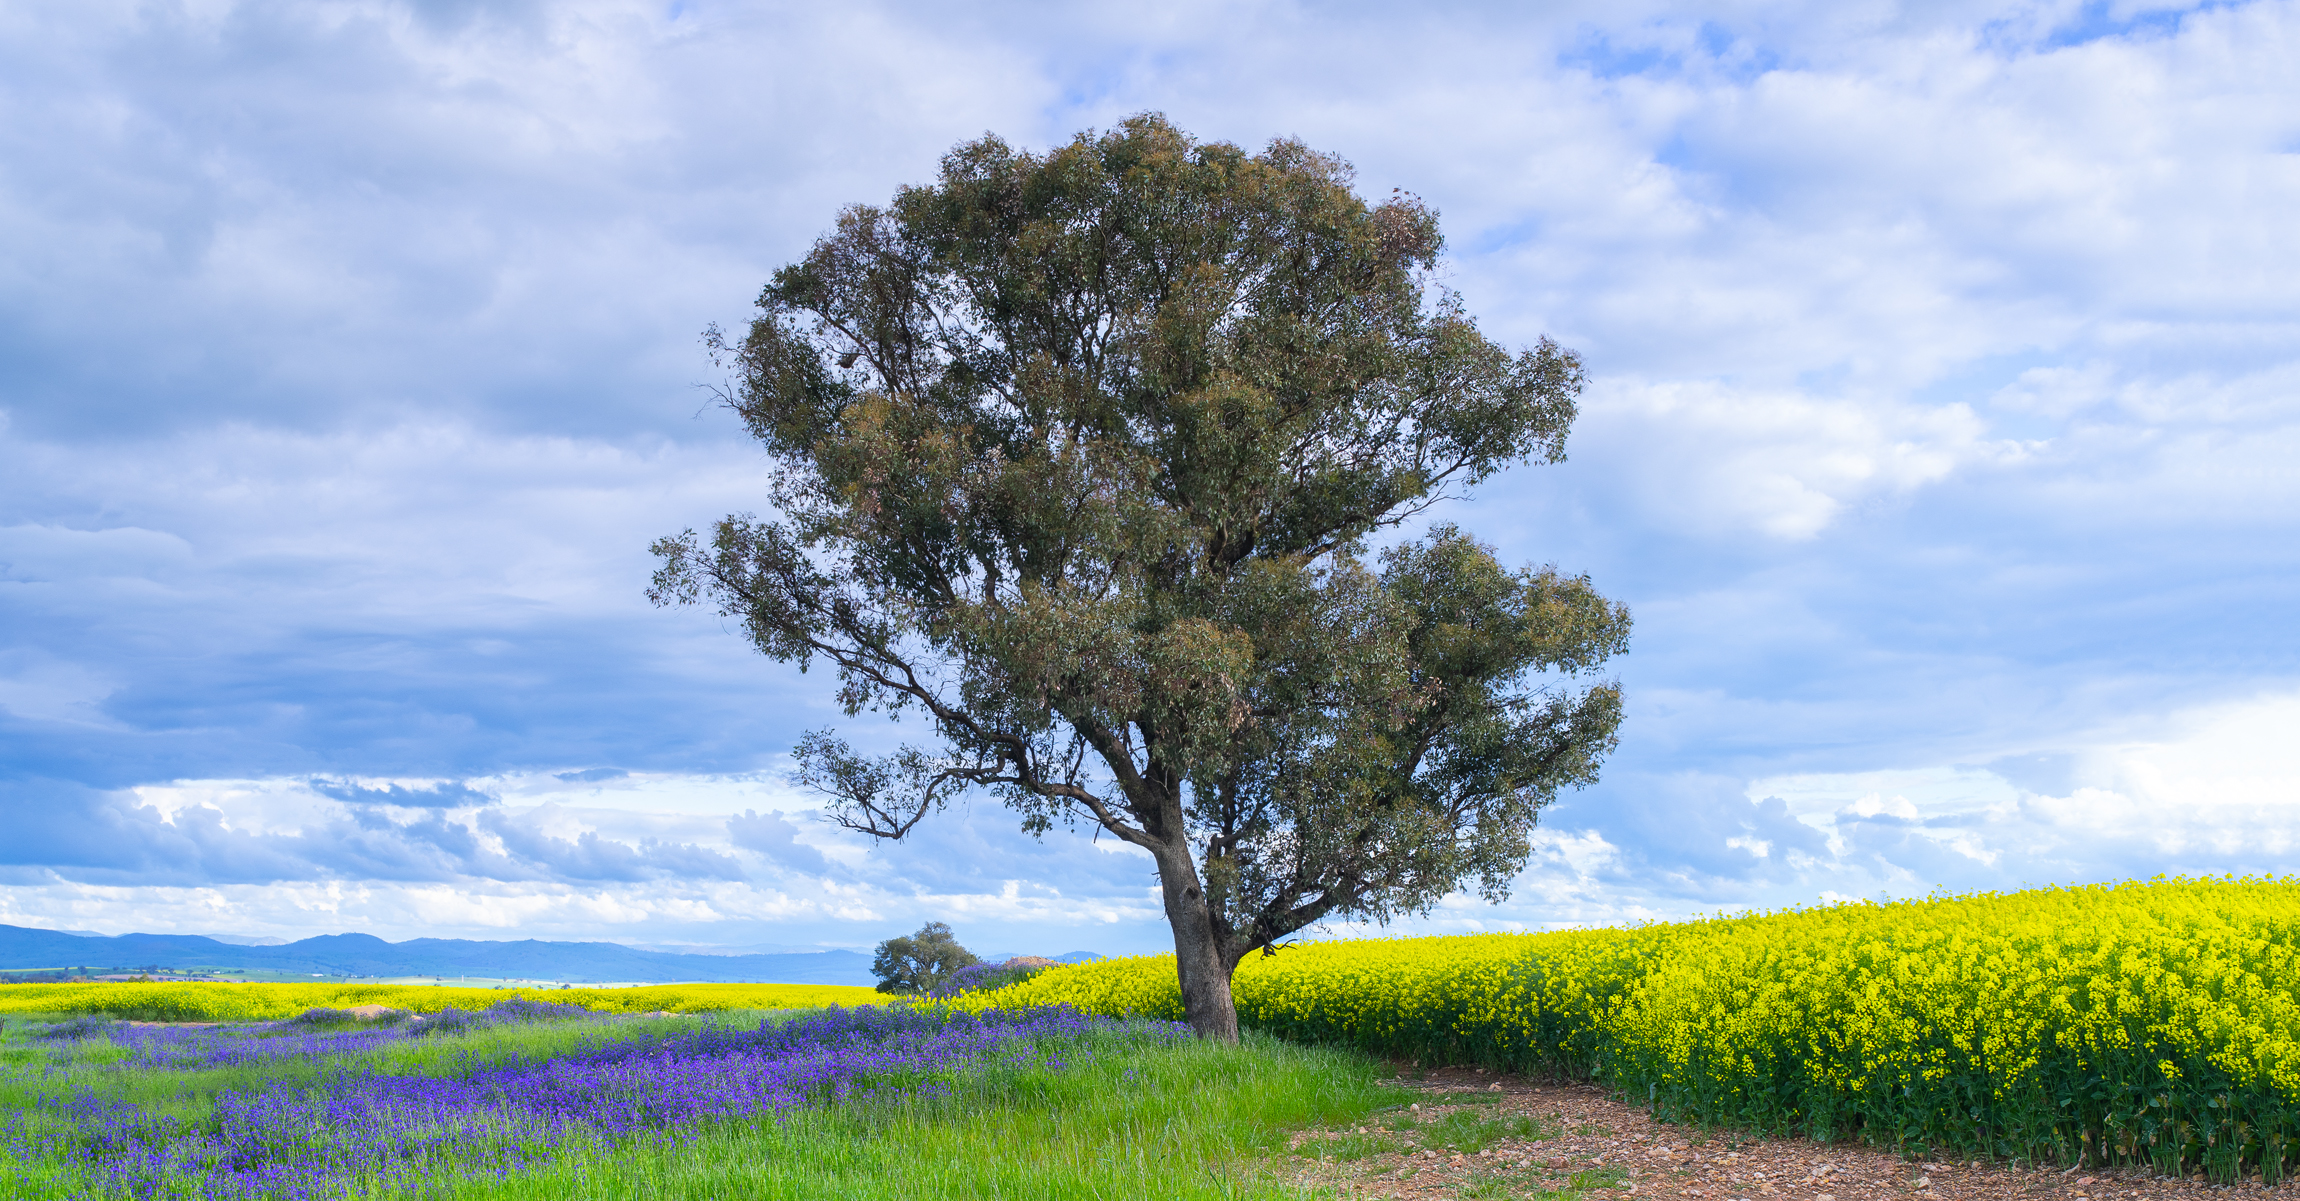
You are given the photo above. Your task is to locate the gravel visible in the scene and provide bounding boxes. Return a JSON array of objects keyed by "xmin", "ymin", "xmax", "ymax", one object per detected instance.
[{"xmin": 1284, "ymin": 1068, "xmax": 2294, "ymax": 1201}]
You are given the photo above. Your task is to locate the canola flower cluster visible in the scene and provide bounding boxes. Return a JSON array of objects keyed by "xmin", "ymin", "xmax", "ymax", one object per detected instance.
[
  {"xmin": 955, "ymin": 877, "xmax": 2300, "ymax": 1180},
  {"xmin": 0, "ymin": 980, "xmax": 880, "ymax": 1022}
]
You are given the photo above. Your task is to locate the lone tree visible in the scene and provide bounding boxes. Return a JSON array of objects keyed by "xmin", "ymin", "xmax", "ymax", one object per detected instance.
[
  {"xmin": 871, "ymin": 921, "xmax": 979, "ymax": 995},
  {"xmin": 652, "ymin": 115, "xmax": 1630, "ymax": 1040}
]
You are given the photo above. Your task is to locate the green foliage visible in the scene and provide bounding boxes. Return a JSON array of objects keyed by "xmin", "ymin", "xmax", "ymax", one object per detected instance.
[
  {"xmin": 652, "ymin": 112, "xmax": 1628, "ymax": 1036},
  {"xmin": 870, "ymin": 922, "xmax": 979, "ymax": 995}
]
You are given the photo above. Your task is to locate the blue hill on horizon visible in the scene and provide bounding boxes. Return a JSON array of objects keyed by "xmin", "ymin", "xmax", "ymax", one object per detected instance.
[{"xmin": 0, "ymin": 924, "xmax": 886, "ymax": 985}]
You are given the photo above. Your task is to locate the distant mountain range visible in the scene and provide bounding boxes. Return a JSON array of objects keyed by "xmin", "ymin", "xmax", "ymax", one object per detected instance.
[
  {"xmin": 0, "ymin": 924, "xmax": 873, "ymax": 984},
  {"xmin": 0, "ymin": 925, "xmax": 1103, "ymax": 986}
]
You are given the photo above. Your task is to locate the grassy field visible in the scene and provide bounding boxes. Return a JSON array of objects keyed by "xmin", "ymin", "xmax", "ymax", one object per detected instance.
[
  {"xmin": 0, "ymin": 1001, "xmax": 1413, "ymax": 1200},
  {"xmin": 14, "ymin": 877, "xmax": 2300, "ymax": 1195},
  {"xmin": 397, "ymin": 1029, "xmax": 1399, "ymax": 1200}
]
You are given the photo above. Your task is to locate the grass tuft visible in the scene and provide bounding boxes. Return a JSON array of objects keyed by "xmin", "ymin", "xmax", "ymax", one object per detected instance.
[{"xmin": 1423, "ymin": 1108, "xmax": 1561, "ymax": 1154}]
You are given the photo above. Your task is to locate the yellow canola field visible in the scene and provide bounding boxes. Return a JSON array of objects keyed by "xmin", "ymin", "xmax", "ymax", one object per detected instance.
[
  {"xmin": 956, "ymin": 877, "xmax": 2300, "ymax": 1179},
  {"xmin": 946, "ymin": 929, "xmax": 1667, "ymax": 1073},
  {"xmin": 0, "ymin": 980, "xmax": 883, "ymax": 1021}
]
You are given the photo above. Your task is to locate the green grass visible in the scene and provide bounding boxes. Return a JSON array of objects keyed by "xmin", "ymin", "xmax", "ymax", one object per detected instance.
[
  {"xmin": 1451, "ymin": 1161, "xmax": 1626, "ymax": 1201},
  {"xmin": 1, "ymin": 1011, "xmax": 1411, "ymax": 1200},
  {"xmin": 1421, "ymin": 1108, "xmax": 1560, "ymax": 1154},
  {"xmin": 1460, "ymin": 1174, "xmax": 1567, "ymax": 1201},
  {"xmin": 419, "ymin": 1031, "xmax": 1403, "ymax": 1200},
  {"xmin": 1312, "ymin": 1130, "xmax": 1410, "ymax": 1162},
  {"xmin": 1566, "ymin": 1165, "xmax": 1631, "ymax": 1190}
]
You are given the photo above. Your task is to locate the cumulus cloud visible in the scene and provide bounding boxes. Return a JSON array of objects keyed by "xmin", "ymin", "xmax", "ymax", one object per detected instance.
[
  {"xmin": 725, "ymin": 808, "xmax": 826, "ymax": 873},
  {"xmin": 1568, "ymin": 381, "xmax": 2013, "ymax": 540},
  {"xmin": 0, "ymin": 770, "xmax": 1168, "ymax": 950}
]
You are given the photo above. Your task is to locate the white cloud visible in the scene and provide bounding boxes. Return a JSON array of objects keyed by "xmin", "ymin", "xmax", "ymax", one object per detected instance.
[
  {"xmin": 0, "ymin": 768, "xmax": 1168, "ymax": 952},
  {"xmin": 2022, "ymin": 692, "xmax": 2300, "ymax": 860},
  {"xmin": 1717, "ymin": 691, "xmax": 2300, "ymax": 903},
  {"xmin": 1579, "ymin": 380, "xmax": 2012, "ymax": 538},
  {"xmin": 5, "ymin": 0, "xmax": 2299, "ymax": 953},
  {"xmin": 1532, "ymin": 827, "xmax": 1626, "ymax": 878}
]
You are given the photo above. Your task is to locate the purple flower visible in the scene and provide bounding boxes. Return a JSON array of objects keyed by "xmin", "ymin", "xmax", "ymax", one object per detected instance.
[
  {"xmin": 11, "ymin": 1004, "xmax": 1182, "ymax": 1199},
  {"xmin": 67, "ymin": 996, "xmax": 603, "ymax": 1072},
  {"xmin": 927, "ymin": 959, "xmax": 1052, "ymax": 1000}
]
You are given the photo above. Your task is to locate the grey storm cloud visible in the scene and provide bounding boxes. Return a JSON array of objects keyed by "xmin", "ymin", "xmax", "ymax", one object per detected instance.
[
  {"xmin": 312, "ymin": 780, "xmax": 499, "ymax": 809},
  {"xmin": 0, "ymin": 777, "xmax": 313, "ymax": 887},
  {"xmin": 554, "ymin": 768, "xmax": 629, "ymax": 784}
]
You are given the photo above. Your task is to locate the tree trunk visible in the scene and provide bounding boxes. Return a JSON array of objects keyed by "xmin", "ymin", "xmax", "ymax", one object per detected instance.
[{"xmin": 1155, "ymin": 842, "xmax": 1240, "ymax": 1040}]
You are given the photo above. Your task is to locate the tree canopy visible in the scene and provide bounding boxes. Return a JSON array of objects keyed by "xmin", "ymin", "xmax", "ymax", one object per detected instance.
[
  {"xmin": 870, "ymin": 921, "xmax": 979, "ymax": 995},
  {"xmin": 652, "ymin": 114, "xmax": 1630, "ymax": 1038}
]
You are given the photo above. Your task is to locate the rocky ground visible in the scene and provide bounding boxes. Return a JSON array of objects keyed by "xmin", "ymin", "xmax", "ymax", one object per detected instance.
[{"xmin": 1280, "ymin": 1068, "xmax": 2291, "ymax": 1201}]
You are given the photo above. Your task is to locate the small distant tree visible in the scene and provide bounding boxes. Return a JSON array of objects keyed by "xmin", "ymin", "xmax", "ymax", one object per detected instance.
[
  {"xmin": 871, "ymin": 921, "xmax": 979, "ymax": 995},
  {"xmin": 652, "ymin": 114, "xmax": 1630, "ymax": 1039}
]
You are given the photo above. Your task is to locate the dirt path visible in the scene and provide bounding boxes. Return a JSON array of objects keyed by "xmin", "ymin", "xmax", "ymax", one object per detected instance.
[{"xmin": 1281, "ymin": 1067, "xmax": 2287, "ymax": 1201}]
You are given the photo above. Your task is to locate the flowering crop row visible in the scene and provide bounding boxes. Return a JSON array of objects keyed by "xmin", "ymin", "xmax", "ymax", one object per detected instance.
[
  {"xmin": 955, "ymin": 878, "xmax": 2300, "ymax": 1180},
  {"xmin": 0, "ymin": 980, "xmax": 881, "ymax": 1022}
]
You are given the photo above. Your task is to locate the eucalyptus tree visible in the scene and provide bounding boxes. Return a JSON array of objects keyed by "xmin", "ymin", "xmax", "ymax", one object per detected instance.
[
  {"xmin": 871, "ymin": 921, "xmax": 978, "ymax": 996},
  {"xmin": 650, "ymin": 114, "xmax": 1630, "ymax": 1039}
]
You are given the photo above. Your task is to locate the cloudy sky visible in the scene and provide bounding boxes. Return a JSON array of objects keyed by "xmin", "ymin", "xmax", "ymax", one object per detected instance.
[{"xmin": 2, "ymin": 0, "xmax": 2295, "ymax": 957}]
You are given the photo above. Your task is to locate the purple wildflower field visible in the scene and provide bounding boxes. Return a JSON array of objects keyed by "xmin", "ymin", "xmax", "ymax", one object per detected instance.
[
  {"xmin": 3, "ymin": 1001, "xmax": 1158, "ymax": 1200},
  {"xmin": 928, "ymin": 958, "xmax": 1051, "ymax": 1000},
  {"xmin": 25, "ymin": 999, "xmax": 596, "ymax": 1073}
]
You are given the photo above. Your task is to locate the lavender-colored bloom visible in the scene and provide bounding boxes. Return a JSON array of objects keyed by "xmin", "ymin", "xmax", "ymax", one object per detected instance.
[
  {"xmin": 101, "ymin": 1023, "xmax": 406, "ymax": 1070},
  {"xmin": 73, "ymin": 995, "xmax": 602, "ymax": 1071},
  {"xmin": 27, "ymin": 1016, "xmax": 122, "ymax": 1043},
  {"xmin": 407, "ymin": 997, "xmax": 593, "ymax": 1038},
  {"xmin": 927, "ymin": 958, "xmax": 1051, "ymax": 1000},
  {"xmin": 10, "ymin": 1004, "xmax": 1179, "ymax": 1199}
]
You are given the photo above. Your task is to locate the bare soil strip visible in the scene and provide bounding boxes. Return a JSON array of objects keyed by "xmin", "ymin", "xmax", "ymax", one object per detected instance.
[{"xmin": 1283, "ymin": 1068, "xmax": 2289, "ymax": 1201}]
